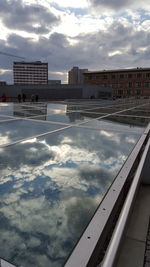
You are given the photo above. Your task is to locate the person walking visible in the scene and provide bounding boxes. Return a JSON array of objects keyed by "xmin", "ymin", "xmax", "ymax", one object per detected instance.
[
  {"xmin": 22, "ymin": 93, "xmax": 26, "ymax": 102},
  {"xmin": 35, "ymin": 95, "xmax": 39, "ymax": 102},
  {"xmin": 31, "ymin": 94, "xmax": 35, "ymax": 102},
  {"xmin": 17, "ymin": 94, "xmax": 21, "ymax": 103}
]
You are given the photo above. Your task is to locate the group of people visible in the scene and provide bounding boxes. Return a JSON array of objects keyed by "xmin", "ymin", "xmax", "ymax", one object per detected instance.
[
  {"xmin": 17, "ymin": 94, "xmax": 39, "ymax": 103},
  {"xmin": 17, "ymin": 93, "xmax": 26, "ymax": 103},
  {"xmin": 1, "ymin": 93, "xmax": 39, "ymax": 103}
]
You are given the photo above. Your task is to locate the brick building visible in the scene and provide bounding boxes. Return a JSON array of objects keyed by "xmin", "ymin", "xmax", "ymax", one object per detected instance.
[{"xmin": 83, "ymin": 68, "xmax": 150, "ymax": 98}]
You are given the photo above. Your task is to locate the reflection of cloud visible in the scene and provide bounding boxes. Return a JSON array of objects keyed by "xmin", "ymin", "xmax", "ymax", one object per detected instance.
[
  {"xmin": 60, "ymin": 136, "xmax": 73, "ymax": 144},
  {"xmin": 125, "ymin": 136, "xmax": 137, "ymax": 144},
  {"xmin": 0, "ymin": 120, "xmax": 63, "ymax": 146},
  {"xmin": 100, "ymin": 130, "xmax": 120, "ymax": 144},
  {"xmin": 0, "ymin": 133, "xmax": 11, "ymax": 145},
  {"xmin": 27, "ymin": 237, "xmax": 41, "ymax": 248},
  {"xmin": 100, "ymin": 130, "xmax": 113, "ymax": 137},
  {"xmin": 0, "ymin": 126, "xmax": 140, "ymax": 266}
]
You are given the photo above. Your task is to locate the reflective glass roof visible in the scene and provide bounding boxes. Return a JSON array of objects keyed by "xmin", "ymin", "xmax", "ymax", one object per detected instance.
[{"xmin": 0, "ymin": 99, "xmax": 150, "ymax": 267}]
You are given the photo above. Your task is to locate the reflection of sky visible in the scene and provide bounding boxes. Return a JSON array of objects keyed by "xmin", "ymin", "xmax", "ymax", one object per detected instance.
[
  {"xmin": 0, "ymin": 103, "xmax": 14, "ymax": 116},
  {"xmin": 47, "ymin": 104, "xmax": 67, "ymax": 114},
  {"xmin": 0, "ymin": 127, "xmax": 140, "ymax": 267},
  {"xmin": 0, "ymin": 120, "xmax": 66, "ymax": 145},
  {"xmin": 84, "ymin": 116, "xmax": 147, "ymax": 132},
  {"xmin": 31, "ymin": 112, "xmax": 100, "ymax": 124},
  {"xmin": 120, "ymin": 110, "xmax": 150, "ymax": 116},
  {"xmin": 0, "ymin": 116, "xmax": 14, "ymax": 121}
]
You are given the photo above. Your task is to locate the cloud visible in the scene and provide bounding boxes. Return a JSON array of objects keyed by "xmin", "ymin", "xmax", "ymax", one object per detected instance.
[
  {"xmin": 0, "ymin": 11, "xmax": 150, "ymax": 83},
  {"xmin": 0, "ymin": 124, "xmax": 140, "ymax": 266},
  {"xmin": 0, "ymin": 0, "xmax": 60, "ymax": 34},
  {"xmin": 88, "ymin": 0, "xmax": 150, "ymax": 11}
]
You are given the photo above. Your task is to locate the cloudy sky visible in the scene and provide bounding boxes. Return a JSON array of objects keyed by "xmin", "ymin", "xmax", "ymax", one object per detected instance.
[{"xmin": 0, "ymin": 0, "xmax": 150, "ymax": 83}]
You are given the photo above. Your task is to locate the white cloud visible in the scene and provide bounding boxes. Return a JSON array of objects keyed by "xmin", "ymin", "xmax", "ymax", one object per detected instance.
[
  {"xmin": 50, "ymin": 0, "xmax": 88, "ymax": 8},
  {"xmin": 108, "ymin": 50, "xmax": 123, "ymax": 56}
]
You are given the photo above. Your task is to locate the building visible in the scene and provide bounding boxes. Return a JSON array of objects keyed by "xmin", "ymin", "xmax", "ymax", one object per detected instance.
[
  {"xmin": 84, "ymin": 68, "xmax": 150, "ymax": 98},
  {"xmin": 0, "ymin": 83, "xmax": 112, "ymax": 100},
  {"xmin": 0, "ymin": 81, "xmax": 6, "ymax": 86},
  {"xmin": 13, "ymin": 61, "xmax": 48, "ymax": 85},
  {"xmin": 48, "ymin": 80, "xmax": 61, "ymax": 85},
  {"xmin": 68, "ymin": 66, "xmax": 88, "ymax": 84}
]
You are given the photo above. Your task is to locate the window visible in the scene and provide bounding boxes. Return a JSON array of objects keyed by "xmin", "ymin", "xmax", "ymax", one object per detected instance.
[
  {"xmin": 118, "ymin": 90, "xmax": 123, "ymax": 95},
  {"xmin": 120, "ymin": 74, "xmax": 124, "ymax": 79},
  {"xmin": 128, "ymin": 82, "xmax": 132, "ymax": 87},
  {"xmin": 128, "ymin": 74, "xmax": 132, "ymax": 78},
  {"xmin": 145, "ymin": 82, "xmax": 150, "ymax": 87},
  {"xmin": 111, "ymin": 75, "xmax": 116, "ymax": 79},
  {"xmin": 137, "ymin": 73, "xmax": 142, "ymax": 78},
  {"xmin": 127, "ymin": 90, "xmax": 131, "ymax": 95},
  {"xmin": 135, "ymin": 82, "xmax": 141, "ymax": 87},
  {"xmin": 146, "ymin": 73, "xmax": 150, "ymax": 78},
  {"xmin": 136, "ymin": 90, "xmax": 141, "ymax": 95},
  {"xmin": 103, "ymin": 75, "xmax": 108, "ymax": 79}
]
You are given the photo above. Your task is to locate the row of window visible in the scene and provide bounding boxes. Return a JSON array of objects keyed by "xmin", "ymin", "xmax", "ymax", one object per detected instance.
[
  {"xmin": 14, "ymin": 79, "xmax": 47, "ymax": 81},
  {"xmin": 86, "ymin": 72, "xmax": 150, "ymax": 80},
  {"xmin": 14, "ymin": 74, "xmax": 48, "ymax": 77},
  {"xmin": 101, "ymin": 82, "xmax": 150, "ymax": 88},
  {"xmin": 14, "ymin": 82, "xmax": 48, "ymax": 84},
  {"xmin": 116, "ymin": 90, "xmax": 142, "ymax": 95},
  {"xmin": 14, "ymin": 71, "xmax": 47, "ymax": 74},
  {"xmin": 13, "ymin": 65, "xmax": 48, "ymax": 68}
]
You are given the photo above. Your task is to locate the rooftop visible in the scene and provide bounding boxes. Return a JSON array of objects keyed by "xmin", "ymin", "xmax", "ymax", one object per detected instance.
[
  {"xmin": 0, "ymin": 98, "xmax": 150, "ymax": 267},
  {"xmin": 84, "ymin": 68, "xmax": 150, "ymax": 74}
]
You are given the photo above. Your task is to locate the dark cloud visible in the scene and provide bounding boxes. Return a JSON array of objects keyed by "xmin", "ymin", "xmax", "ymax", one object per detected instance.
[
  {"xmin": 88, "ymin": 0, "xmax": 148, "ymax": 10},
  {"xmin": 0, "ymin": 0, "xmax": 60, "ymax": 34},
  {"xmin": 0, "ymin": 20, "xmax": 150, "ymax": 83}
]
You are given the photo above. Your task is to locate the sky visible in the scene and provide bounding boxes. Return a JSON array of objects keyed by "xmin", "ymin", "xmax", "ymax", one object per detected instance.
[{"xmin": 0, "ymin": 0, "xmax": 150, "ymax": 83}]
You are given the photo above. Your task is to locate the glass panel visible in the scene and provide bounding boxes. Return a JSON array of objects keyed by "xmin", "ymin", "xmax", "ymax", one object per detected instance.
[
  {"xmin": 0, "ymin": 116, "xmax": 15, "ymax": 121},
  {"xmin": 119, "ymin": 110, "xmax": 150, "ymax": 116},
  {"xmin": 83, "ymin": 115, "xmax": 149, "ymax": 132},
  {"xmin": 66, "ymin": 104, "xmax": 106, "ymax": 112},
  {"xmin": 13, "ymin": 103, "xmax": 48, "ymax": 117},
  {"xmin": 0, "ymin": 127, "xmax": 141, "ymax": 267},
  {"xmin": 0, "ymin": 104, "xmax": 14, "ymax": 116},
  {"xmin": 0, "ymin": 103, "xmax": 48, "ymax": 118},
  {"xmin": 0, "ymin": 120, "xmax": 67, "ymax": 145},
  {"xmin": 47, "ymin": 103, "xmax": 68, "ymax": 113},
  {"xmin": 83, "ymin": 107, "xmax": 123, "ymax": 113},
  {"xmin": 30, "ymin": 112, "xmax": 103, "ymax": 124}
]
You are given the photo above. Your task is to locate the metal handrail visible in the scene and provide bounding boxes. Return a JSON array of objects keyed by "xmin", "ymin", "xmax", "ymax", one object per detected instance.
[{"xmin": 101, "ymin": 135, "xmax": 150, "ymax": 267}]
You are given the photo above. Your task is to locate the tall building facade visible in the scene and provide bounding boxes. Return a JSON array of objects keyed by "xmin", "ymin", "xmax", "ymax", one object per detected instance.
[
  {"xmin": 13, "ymin": 61, "xmax": 48, "ymax": 85},
  {"xmin": 84, "ymin": 68, "xmax": 150, "ymax": 98},
  {"xmin": 68, "ymin": 66, "xmax": 88, "ymax": 84}
]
